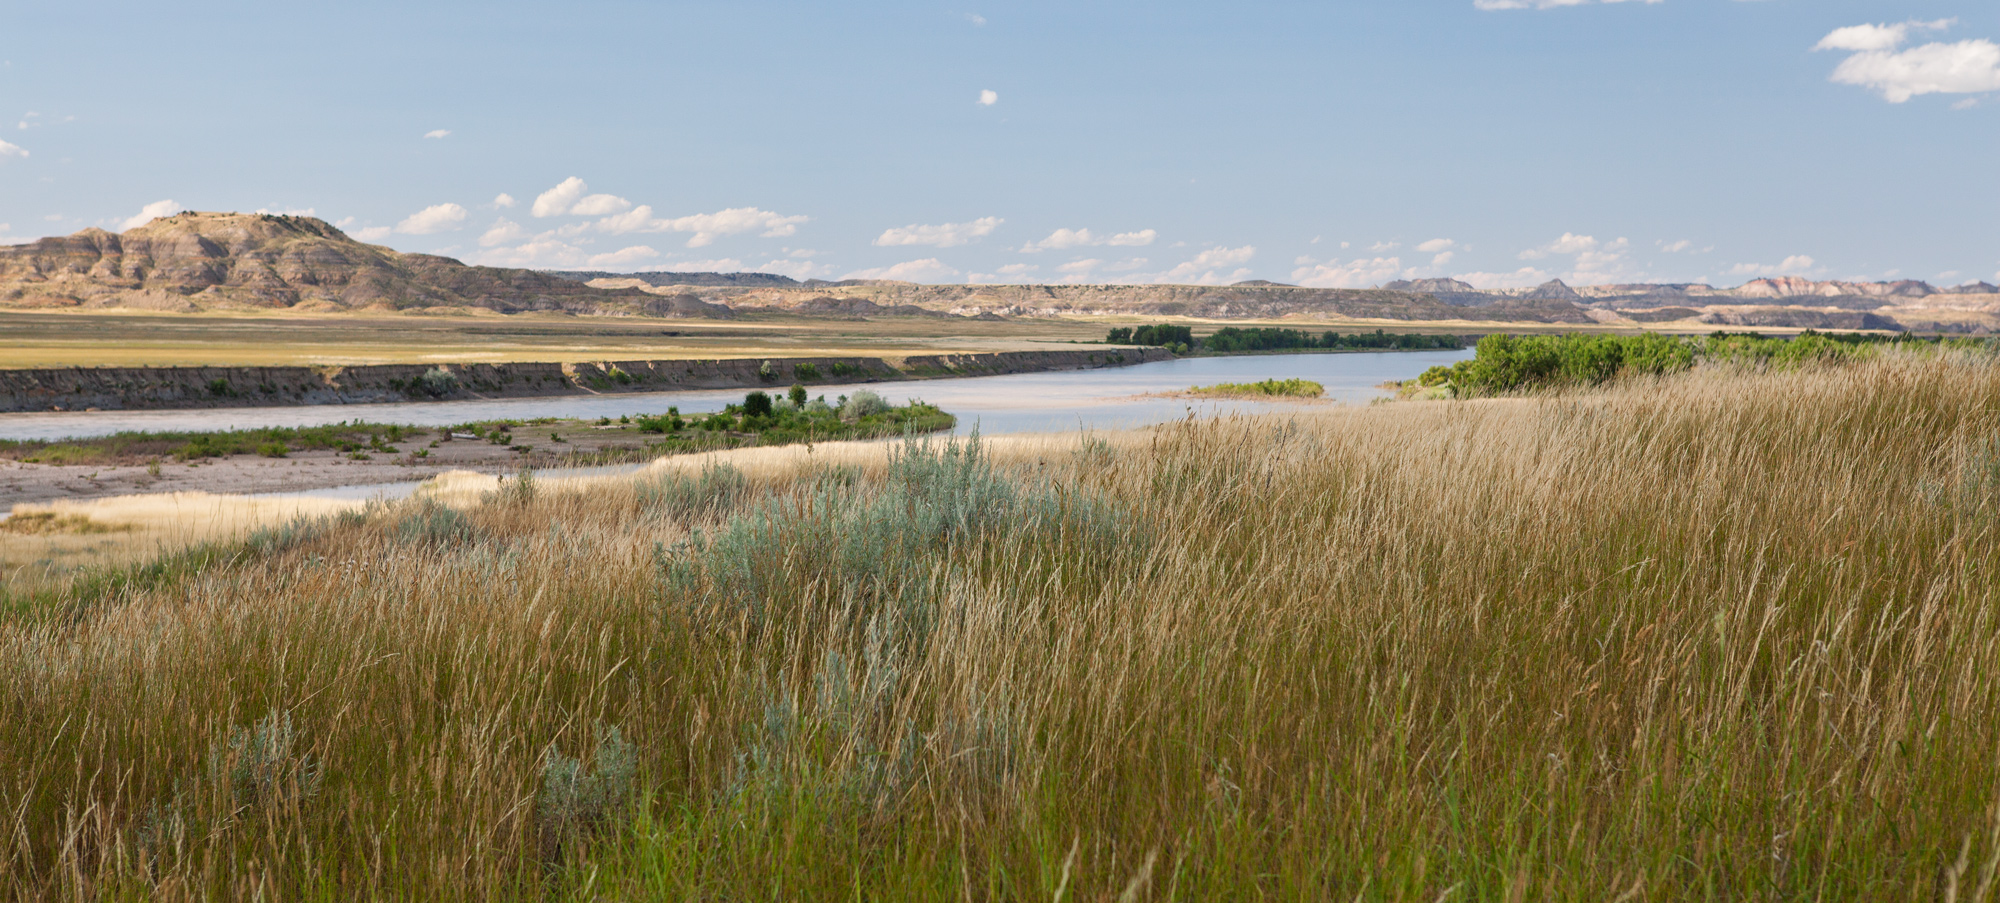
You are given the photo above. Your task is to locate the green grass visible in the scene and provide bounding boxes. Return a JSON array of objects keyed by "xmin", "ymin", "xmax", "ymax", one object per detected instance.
[
  {"xmin": 0, "ymin": 421, "xmax": 424, "ymax": 465},
  {"xmin": 1187, "ymin": 377, "xmax": 1325, "ymax": 398}
]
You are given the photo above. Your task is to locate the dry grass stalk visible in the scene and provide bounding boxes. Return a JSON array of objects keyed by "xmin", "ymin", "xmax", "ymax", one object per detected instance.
[{"xmin": 1, "ymin": 352, "xmax": 1998, "ymax": 900}]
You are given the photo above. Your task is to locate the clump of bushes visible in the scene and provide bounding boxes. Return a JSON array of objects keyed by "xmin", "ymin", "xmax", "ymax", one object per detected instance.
[
  {"xmin": 1188, "ymin": 378, "xmax": 1325, "ymax": 398},
  {"xmin": 418, "ymin": 367, "xmax": 459, "ymax": 397},
  {"xmin": 838, "ymin": 389, "xmax": 890, "ymax": 421},
  {"xmin": 1415, "ymin": 331, "xmax": 1987, "ymax": 396},
  {"xmin": 621, "ymin": 390, "xmax": 953, "ymax": 449}
]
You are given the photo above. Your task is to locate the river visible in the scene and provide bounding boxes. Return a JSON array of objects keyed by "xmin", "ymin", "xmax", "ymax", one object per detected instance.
[{"xmin": 0, "ymin": 349, "xmax": 1471, "ymax": 442}]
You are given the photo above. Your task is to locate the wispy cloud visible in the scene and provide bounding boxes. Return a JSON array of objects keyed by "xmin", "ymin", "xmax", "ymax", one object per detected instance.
[
  {"xmin": 1728, "ymin": 255, "xmax": 1818, "ymax": 278},
  {"xmin": 1518, "ymin": 232, "xmax": 1636, "ymax": 283},
  {"xmin": 0, "ymin": 139, "xmax": 26, "ymax": 160},
  {"xmin": 1149, "ymin": 246, "xmax": 1256, "ymax": 285},
  {"xmin": 591, "ymin": 206, "xmax": 807, "ymax": 246},
  {"xmin": 843, "ymin": 258, "xmax": 961, "ymax": 282},
  {"xmin": 423, "ymin": 129, "xmax": 451, "ymax": 139},
  {"xmin": 1020, "ymin": 227, "xmax": 1156, "ymax": 252},
  {"xmin": 978, "ymin": 89, "xmax": 998, "ymax": 106},
  {"xmin": 1292, "ymin": 257, "xmax": 1404, "ymax": 288},
  {"xmin": 875, "ymin": 217, "xmax": 1002, "ymax": 248}
]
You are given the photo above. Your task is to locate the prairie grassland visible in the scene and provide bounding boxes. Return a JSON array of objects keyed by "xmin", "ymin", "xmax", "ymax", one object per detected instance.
[{"xmin": 4, "ymin": 354, "xmax": 2000, "ymax": 900}]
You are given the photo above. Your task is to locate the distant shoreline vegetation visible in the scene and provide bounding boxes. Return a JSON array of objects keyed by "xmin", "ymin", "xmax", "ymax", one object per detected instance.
[
  {"xmin": 1106, "ymin": 325, "xmax": 1464, "ymax": 355},
  {"xmin": 1187, "ymin": 378, "xmax": 1325, "ymax": 399},
  {"xmin": 0, "ymin": 388, "xmax": 955, "ymax": 468},
  {"xmin": 1419, "ymin": 331, "xmax": 2000, "ymax": 396},
  {"xmin": 630, "ymin": 387, "xmax": 954, "ymax": 451}
]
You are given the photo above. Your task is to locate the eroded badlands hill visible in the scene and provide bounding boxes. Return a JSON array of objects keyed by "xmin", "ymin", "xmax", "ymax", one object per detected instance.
[{"xmin": 0, "ymin": 212, "xmax": 728, "ymax": 317}]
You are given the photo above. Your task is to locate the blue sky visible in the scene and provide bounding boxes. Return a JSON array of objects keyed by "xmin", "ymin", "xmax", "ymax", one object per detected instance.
[{"xmin": 1, "ymin": 0, "xmax": 1994, "ymax": 288}]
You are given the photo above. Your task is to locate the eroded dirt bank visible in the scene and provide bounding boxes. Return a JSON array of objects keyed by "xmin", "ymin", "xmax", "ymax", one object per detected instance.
[{"xmin": 0, "ymin": 348, "xmax": 1171, "ymax": 413}]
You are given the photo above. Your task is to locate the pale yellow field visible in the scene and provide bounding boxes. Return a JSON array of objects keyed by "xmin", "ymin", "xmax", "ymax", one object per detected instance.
[{"xmin": 0, "ymin": 308, "xmax": 1599, "ymax": 368}]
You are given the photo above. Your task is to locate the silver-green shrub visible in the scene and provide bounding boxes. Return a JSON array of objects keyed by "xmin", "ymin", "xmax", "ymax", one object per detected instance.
[
  {"xmin": 208, "ymin": 710, "xmax": 320, "ymax": 811},
  {"xmin": 837, "ymin": 389, "xmax": 889, "ymax": 421},
  {"xmin": 538, "ymin": 723, "xmax": 638, "ymax": 856}
]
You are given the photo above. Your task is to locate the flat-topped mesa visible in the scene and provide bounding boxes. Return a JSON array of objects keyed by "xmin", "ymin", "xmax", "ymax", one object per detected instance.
[{"xmin": 0, "ymin": 211, "xmax": 687, "ymax": 315}]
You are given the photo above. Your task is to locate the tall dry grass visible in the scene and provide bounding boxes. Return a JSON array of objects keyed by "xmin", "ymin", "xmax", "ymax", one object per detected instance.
[{"xmin": 4, "ymin": 352, "xmax": 2000, "ymax": 900}]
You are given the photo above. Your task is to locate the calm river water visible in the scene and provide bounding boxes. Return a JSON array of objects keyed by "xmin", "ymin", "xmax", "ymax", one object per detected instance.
[{"xmin": 0, "ymin": 349, "xmax": 1471, "ymax": 442}]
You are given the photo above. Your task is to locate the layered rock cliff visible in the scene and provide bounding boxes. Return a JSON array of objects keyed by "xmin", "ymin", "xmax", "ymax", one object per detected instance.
[{"xmin": 0, "ymin": 212, "xmax": 714, "ymax": 315}]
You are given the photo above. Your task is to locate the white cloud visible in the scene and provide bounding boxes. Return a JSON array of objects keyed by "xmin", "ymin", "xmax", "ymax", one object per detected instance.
[
  {"xmin": 1830, "ymin": 41, "xmax": 2000, "ymax": 103},
  {"xmin": 1153, "ymin": 246, "xmax": 1257, "ymax": 285},
  {"xmin": 471, "ymin": 238, "xmax": 587, "ymax": 268},
  {"xmin": 843, "ymin": 258, "xmax": 961, "ymax": 282},
  {"xmin": 586, "ymin": 245, "xmax": 659, "ymax": 268},
  {"xmin": 876, "ymin": 216, "xmax": 1002, "ymax": 248},
  {"xmin": 1021, "ymin": 227, "xmax": 1157, "ymax": 252},
  {"xmin": 532, "ymin": 177, "xmax": 589, "ymax": 217},
  {"xmin": 1292, "ymin": 257, "xmax": 1404, "ymax": 288},
  {"xmin": 1414, "ymin": 239, "xmax": 1459, "ymax": 268},
  {"xmin": 1815, "ymin": 20, "xmax": 1953, "ymax": 53},
  {"xmin": 424, "ymin": 129, "xmax": 451, "ymax": 139},
  {"xmin": 588, "ymin": 205, "xmax": 809, "ymax": 246},
  {"xmin": 966, "ymin": 12, "xmax": 986, "ymax": 25},
  {"xmin": 493, "ymin": 193, "xmax": 517, "ymax": 209},
  {"xmin": 1368, "ymin": 241, "xmax": 1400, "ymax": 252},
  {"xmin": 1729, "ymin": 256, "xmax": 1818, "ymax": 278},
  {"xmin": 118, "ymin": 199, "xmax": 180, "ymax": 231},
  {"xmin": 647, "ymin": 258, "xmax": 746, "ymax": 272},
  {"xmin": 395, "ymin": 203, "xmax": 469, "ymax": 235},
  {"xmin": 0, "ymin": 139, "xmax": 26, "ymax": 160},
  {"xmin": 1816, "ymin": 21, "xmax": 2000, "ymax": 103},
  {"xmin": 353, "ymin": 226, "xmax": 393, "ymax": 243},
  {"xmin": 570, "ymin": 193, "xmax": 633, "ymax": 216},
  {"xmin": 479, "ymin": 218, "xmax": 529, "ymax": 247},
  {"xmin": 254, "ymin": 206, "xmax": 316, "ymax": 216},
  {"xmin": 1475, "ymin": 0, "xmax": 1660, "ymax": 10},
  {"xmin": 978, "ymin": 89, "xmax": 998, "ymax": 106},
  {"xmin": 667, "ymin": 207, "xmax": 805, "ymax": 246},
  {"xmin": 1454, "ymin": 267, "xmax": 1555, "ymax": 289},
  {"xmin": 1516, "ymin": 232, "xmax": 1636, "ymax": 283},
  {"xmin": 754, "ymin": 258, "xmax": 835, "ymax": 279}
]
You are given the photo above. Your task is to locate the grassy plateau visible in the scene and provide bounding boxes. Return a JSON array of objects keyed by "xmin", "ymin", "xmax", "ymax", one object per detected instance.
[{"xmin": 3, "ymin": 349, "xmax": 2000, "ymax": 900}]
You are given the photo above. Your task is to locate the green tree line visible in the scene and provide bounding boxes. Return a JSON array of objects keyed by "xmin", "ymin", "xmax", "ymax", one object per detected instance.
[{"xmin": 1106, "ymin": 325, "xmax": 1464, "ymax": 354}]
